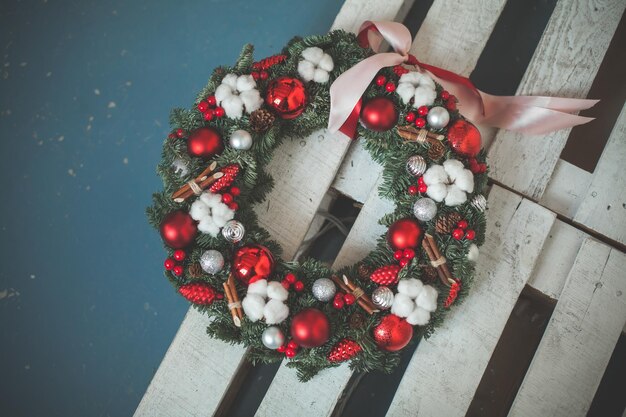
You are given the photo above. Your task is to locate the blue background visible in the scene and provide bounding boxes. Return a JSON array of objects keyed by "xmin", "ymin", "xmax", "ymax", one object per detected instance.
[{"xmin": 0, "ymin": 1, "xmax": 342, "ymax": 416}]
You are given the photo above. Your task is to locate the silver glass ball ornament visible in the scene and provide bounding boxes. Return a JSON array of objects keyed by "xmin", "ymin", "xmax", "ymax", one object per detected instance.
[
  {"xmin": 371, "ymin": 286, "xmax": 394, "ymax": 310},
  {"xmin": 229, "ymin": 129, "xmax": 253, "ymax": 150},
  {"xmin": 261, "ymin": 326, "xmax": 285, "ymax": 350},
  {"xmin": 426, "ymin": 106, "xmax": 450, "ymax": 129},
  {"xmin": 221, "ymin": 220, "xmax": 245, "ymax": 243},
  {"xmin": 406, "ymin": 155, "xmax": 427, "ymax": 177},
  {"xmin": 471, "ymin": 194, "xmax": 487, "ymax": 212},
  {"xmin": 311, "ymin": 278, "xmax": 336, "ymax": 302},
  {"xmin": 200, "ymin": 249, "xmax": 224, "ymax": 274},
  {"xmin": 413, "ymin": 197, "xmax": 437, "ymax": 222}
]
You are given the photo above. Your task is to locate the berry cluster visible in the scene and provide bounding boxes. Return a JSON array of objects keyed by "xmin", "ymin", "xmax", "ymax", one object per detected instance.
[
  {"xmin": 468, "ymin": 157, "xmax": 487, "ymax": 174},
  {"xmin": 164, "ymin": 249, "xmax": 186, "ymax": 276},
  {"xmin": 332, "ymin": 291, "xmax": 357, "ymax": 309},
  {"xmin": 220, "ymin": 186, "xmax": 241, "ymax": 211},
  {"xmin": 196, "ymin": 95, "xmax": 226, "ymax": 121},
  {"xmin": 451, "ymin": 219, "xmax": 475, "ymax": 241},
  {"xmin": 281, "ymin": 273, "xmax": 305, "ymax": 292},
  {"xmin": 393, "ymin": 248, "xmax": 416, "ymax": 268},
  {"xmin": 405, "ymin": 105, "xmax": 430, "ymax": 128},
  {"xmin": 277, "ymin": 339, "xmax": 300, "ymax": 358},
  {"xmin": 408, "ymin": 176, "xmax": 428, "ymax": 195},
  {"xmin": 441, "ymin": 90, "xmax": 457, "ymax": 111},
  {"xmin": 375, "ymin": 74, "xmax": 397, "ymax": 93}
]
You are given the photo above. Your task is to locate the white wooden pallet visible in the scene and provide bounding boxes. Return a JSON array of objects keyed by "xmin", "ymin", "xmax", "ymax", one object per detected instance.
[{"xmin": 136, "ymin": 0, "xmax": 626, "ymax": 415}]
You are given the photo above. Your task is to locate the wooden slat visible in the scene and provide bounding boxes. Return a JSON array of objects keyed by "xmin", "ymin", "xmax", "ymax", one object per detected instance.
[
  {"xmin": 540, "ymin": 159, "xmax": 592, "ymax": 219},
  {"xmin": 386, "ymin": 186, "xmax": 556, "ymax": 417},
  {"xmin": 508, "ymin": 238, "xmax": 626, "ymax": 417},
  {"xmin": 487, "ymin": 0, "xmax": 625, "ymax": 200}
]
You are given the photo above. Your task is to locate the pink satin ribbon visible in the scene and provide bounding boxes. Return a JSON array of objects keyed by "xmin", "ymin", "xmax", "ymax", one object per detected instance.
[{"xmin": 328, "ymin": 21, "xmax": 598, "ymax": 139}]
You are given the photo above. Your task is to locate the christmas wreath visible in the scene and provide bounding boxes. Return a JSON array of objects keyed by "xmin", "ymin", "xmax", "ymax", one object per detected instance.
[{"xmin": 147, "ymin": 21, "xmax": 596, "ymax": 381}]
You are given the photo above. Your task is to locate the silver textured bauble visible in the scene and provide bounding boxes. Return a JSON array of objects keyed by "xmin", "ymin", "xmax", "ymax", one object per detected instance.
[
  {"xmin": 413, "ymin": 197, "xmax": 437, "ymax": 222},
  {"xmin": 371, "ymin": 286, "xmax": 394, "ymax": 310},
  {"xmin": 171, "ymin": 158, "xmax": 189, "ymax": 177},
  {"xmin": 221, "ymin": 220, "xmax": 245, "ymax": 243},
  {"xmin": 261, "ymin": 326, "xmax": 285, "ymax": 350},
  {"xmin": 471, "ymin": 194, "xmax": 487, "ymax": 212},
  {"xmin": 229, "ymin": 129, "xmax": 253, "ymax": 150},
  {"xmin": 311, "ymin": 278, "xmax": 336, "ymax": 302},
  {"xmin": 406, "ymin": 155, "xmax": 427, "ymax": 177},
  {"xmin": 426, "ymin": 106, "xmax": 450, "ymax": 129},
  {"xmin": 200, "ymin": 250, "xmax": 224, "ymax": 274}
]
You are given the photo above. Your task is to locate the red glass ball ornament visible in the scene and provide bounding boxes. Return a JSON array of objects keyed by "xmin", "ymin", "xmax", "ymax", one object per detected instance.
[
  {"xmin": 187, "ymin": 127, "xmax": 224, "ymax": 159},
  {"xmin": 360, "ymin": 97, "xmax": 398, "ymax": 132},
  {"xmin": 160, "ymin": 210, "xmax": 197, "ymax": 249},
  {"xmin": 290, "ymin": 308, "xmax": 330, "ymax": 348},
  {"xmin": 173, "ymin": 249, "xmax": 186, "ymax": 262},
  {"xmin": 265, "ymin": 77, "xmax": 307, "ymax": 119},
  {"xmin": 231, "ymin": 244, "xmax": 275, "ymax": 285},
  {"xmin": 387, "ymin": 218, "xmax": 423, "ymax": 250},
  {"xmin": 447, "ymin": 119, "xmax": 482, "ymax": 157},
  {"xmin": 373, "ymin": 314, "xmax": 413, "ymax": 352}
]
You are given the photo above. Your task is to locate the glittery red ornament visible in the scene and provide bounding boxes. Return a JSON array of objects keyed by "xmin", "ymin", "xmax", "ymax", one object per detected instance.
[
  {"xmin": 328, "ymin": 339, "xmax": 362, "ymax": 362},
  {"xmin": 387, "ymin": 218, "xmax": 423, "ymax": 250},
  {"xmin": 373, "ymin": 314, "xmax": 413, "ymax": 352},
  {"xmin": 231, "ymin": 244, "xmax": 275, "ymax": 285},
  {"xmin": 447, "ymin": 119, "xmax": 482, "ymax": 157},
  {"xmin": 265, "ymin": 77, "xmax": 307, "ymax": 119},
  {"xmin": 209, "ymin": 164, "xmax": 240, "ymax": 193},
  {"xmin": 160, "ymin": 210, "xmax": 197, "ymax": 249},
  {"xmin": 179, "ymin": 282, "xmax": 216, "ymax": 305},
  {"xmin": 360, "ymin": 97, "xmax": 398, "ymax": 132},
  {"xmin": 187, "ymin": 127, "xmax": 224, "ymax": 159},
  {"xmin": 290, "ymin": 308, "xmax": 330, "ymax": 348},
  {"xmin": 370, "ymin": 264, "xmax": 401, "ymax": 286}
]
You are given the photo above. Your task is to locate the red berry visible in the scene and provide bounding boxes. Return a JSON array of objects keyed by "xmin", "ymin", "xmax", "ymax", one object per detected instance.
[
  {"xmin": 285, "ymin": 273, "xmax": 297, "ymax": 284},
  {"xmin": 287, "ymin": 340, "xmax": 299, "ymax": 350},
  {"xmin": 417, "ymin": 106, "xmax": 429, "ymax": 116},
  {"xmin": 221, "ymin": 193, "xmax": 233, "ymax": 204},
  {"xmin": 203, "ymin": 110, "xmax": 214, "ymax": 121},
  {"xmin": 418, "ymin": 184, "xmax": 428, "ymax": 193},
  {"xmin": 375, "ymin": 75, "xmax": 386, "ymax": 86},
  {"xmin": 403, "ymin": 248, "xmax": 415, "ymax": 259},
  {"xmin": 452, "ymin": 228, "xmax": 465, "ymax": 240},
  {"xmin": 216, "ymin": 293, "xmax": 224, "ymax": 300},
  {"xmin": 465, "ymin": 229, "xmax": 476, "ymax": 240},
  {"xmin": 417, "ymin": 176, "xmax": 425, "ymax": 185},
  {"xmin": 385, "ymin": 82, "xmax": 396, "ymax": 92},
  {"xmin": 343, "ymin": 293, "xmax": 356, "ymax": 305},
  {"xmin": 393, "ymin": 250, "xmax": 404, "ymax": 260},
  {"xmin": 277, "ymin": 345, "xmax": 286, "ymax": 353},
  {"xmin": 175, "ymin": 128, "xmax": 185, "ymax": 138},
  {"xmin": 415, "ymin": 117, "xmax": 426, "ymax": 128},
  {"xmin": 197, "ymin": 101, "xmax": 209, "ymax": 112},
  {"xmin": 408, "ymin": 185, "xmax": 419, "ymax": 195},
  {"xmin": 294, "ymin": 281, "xmax": 305, "ymax": 292},
  {"xmin": 214, "ymin": 107, "xmax": 225, "ymax": 118},
  {"xmin": 227, "ymin": 202, "xmax": 239, "ymax": 211},
  {"xmin": 260, "ymin": 71, "xmax": 269, "ymax": 80},
  {"xmin": 457, "ymin": 220, "xmax": 469, "ymax": 230},
  {"xmin": 164, "ymin": 258, "xmax": 175, "ymax": 270},
  {"xmin": 251, "ymin": 71, "xmax": 260, "ymax": 80},
  {"xmin": 173, "ymin": 265, "xmax": 184, "ymax": 276},
  {"xmin": 168, "ymin": 133, "xmax": 176, "ymax": 139},
  {"xmin": 479, "ymin": 164, "xmax": 487, "ymax": 174},
  {"xmin": 230, "ymin": 186, "xmax": 241, "ymax": 196},
  {"xmin": 399, "ymin": 258, "xmax": 409, "ymax": 267},
  {"xmin": 207, "ymin": 95, "xmax": 217, "ymax": 106},
  {"xmin": 446, "ymin": 99, "xmax": 457, "ymax": 111},
  {"xmin": 173, "ymin": 250, "xmax": 186, "ymax": 262},
  {"xmin": 333, "ymin": 294, "xmax": 345, "ymax": 309},
  {"xmin": 441, "ymin": 90, "xmax": 450, "ymax": 100},
  {"xmin": 405, "ymin": 112, "xmax": 416, "ymax": 123},
  {"xmin": 281, "ymin": 279, "xmax": 291, "ymax": 290},
  {"xmin": 285, "ymin": 348, "xmax": 297, "ymax": 358}
]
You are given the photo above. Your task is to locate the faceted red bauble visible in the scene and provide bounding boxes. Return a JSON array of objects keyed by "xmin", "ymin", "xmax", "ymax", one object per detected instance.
[
  {"xmin": 231, "ymin": 244, "xmax": 275, "ymax": 285},
  {"xmin": 187, "ymin": 127, "xmax": 224, "ymax": 159},
  {"xmin": 290, "ymin": 308, "xmax": 330, "ymax": 348},
  {"xmin": 387, "ymin": 218, "xmax": 423, "ymax": 250},
  {"xmin": 360, "ymin": 97, "xmax": 398, "ymax": 131},
  {"xmin": 447, "ymin": 119, "xmax": 482, "ymax": 157},
  {"xmin": 265, "ymin": 77, "xmax": 307, "ymax": 119},
  {"xmin": 160, "ymin": 210, "xmax": 198, "ymax": 249},
  {"xmin": 373, "ymin": 314, "xmax": 413, "ymax": 352}
]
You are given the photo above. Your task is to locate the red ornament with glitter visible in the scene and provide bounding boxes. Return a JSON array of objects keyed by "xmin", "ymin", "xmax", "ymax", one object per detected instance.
[
  {"xmin": 328, "ymin": 339, "xmax": 362, "ymax": 362},
  {"xmin": 373, "ymin": 314, "xmax": 413, "ymax": 352},
  {"xmin": 447, "ymin": 119, "xmax": 482, "ymax": 157},
  {"xmin": 160, "ymin": 210, "xmax": 197, "ymax": 249},
  {"xmin": 231, "ymin": 244, "xmax": 275, "ymax": 285},
  {"xmin": 370, "ymin": 264, "xmax": 401, "ymax": 286},
  {"xmin": 360, "ymin": 97, "xmax": 398, "ymax": 132},
  {"xmin": 209, "ymin": 164, "xmax": 240, "ymax": 193},
  {"xmin": 387, "ymin": 218, "xmax": 423, "ymax": 250},
  {"xmin": 179, "ymin": 282, "xmax": 217, "ymax": 305},
  {"xmin": 290, "ymin": 308, "xmax": 330, "ymax": 348},
  {"xmin": 187, "ymin": 127, "xmax": 224, "ymax": 159},
  {"xmin": 265, "ymin": 77, "xmax": 307, "ymax": 119}
]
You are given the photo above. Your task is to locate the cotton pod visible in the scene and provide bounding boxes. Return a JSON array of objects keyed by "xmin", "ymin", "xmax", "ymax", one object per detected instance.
[
  {"xmin": 416, "ymin": 285, "xmax": 438, "ymax": 312},
  {"xmin": 267, "ymin": 281, "xmax": 289, "ymax": 301},
  {"xmin": 242, "ymin": 294, "xmax": 266, "ymax": 322},
  {"xmin": 397, "ymin": 278, "xmax": 424, "ymax": 299},
  {"xmin": 190, "ymin": 191, "xmax": 235, "ymax": 237},
  {"xmin": 215, "ymin": 73, "xmax": 263, "ymax": 118},
  {"xmin": 391, "ymin": 293, "xmax": 416, "ymax": 318},
  {"xmin": 423, "ymin": 159, "xmax": 475, "ymax": 207},
  {"xmin": 396, "ymin": 72, "xmax": 437, "ymax": 108},
  {"xmin": 264, "ymin": 299, "xmax": 290, "ymax": 324},
  {"xmin": 406, "ymin": 306, "xmax": 431, "ymax": 326},
  {"xmin": 298, "ymin": 47, "xmax": 334, "ymax": 83},
  {"xmin": 247, "ymin": 279, "xmax": 268, "ymax": 297}
]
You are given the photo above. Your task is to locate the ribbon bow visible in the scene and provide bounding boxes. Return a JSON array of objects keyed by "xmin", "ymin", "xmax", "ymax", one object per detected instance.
[{"xmin": 328, "ymin": 21, "xmax": 598, "ymax": 139}]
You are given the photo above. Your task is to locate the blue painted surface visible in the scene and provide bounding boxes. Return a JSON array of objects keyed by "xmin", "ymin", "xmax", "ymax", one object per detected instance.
[{"xmin": 0, "ymin": 1, "xmax": 342, "ymax": 415}]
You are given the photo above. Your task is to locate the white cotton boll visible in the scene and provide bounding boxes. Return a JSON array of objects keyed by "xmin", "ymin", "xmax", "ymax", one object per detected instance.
[
  {"xmin": 298, "ymin": 60, "xmax": 315, "ymax": 82},
  {"xmin": 468, "ymin": 243, "xmax": 480, "ymax": 262},
  {"xmin": 444, "ymin": 184, "xmax": 467, "ymax": 206},
  {"xmin": 200, "ymin": 191, "xmax": 221, "ymax": 207},
  {"xmin": 242, "ymin": 294, "xmax": 266, "ymax": 322},
  {"xmin": 240, "ymin": 90, "xmax": 263, "ymax": 113},
  {"xmin": 302, "ymin": 47, "xmax": 324, "ymax": 64},
  {"xmin": 412, "ymin": 85, "xmax": 437, "ymax": 108},
  {"xmin": 266, "ymin": 281, "xmax": 289, "ymax": 301},
  {"xmin": 247, "ymin": 279, "xmax": 268, "ymax": 297},
  {"xmin": 423, "ymin": 165, "xmax": 447, "ymax": 186},
  {"xmin": 215, "ymin": 84, "xmax": 233, "ymax": 103},
  {"xmin": 198, "ymin": 218, "xmax": 219, "ymax": 237},
  {"xmin": 313, "ymin": 68, "xmax": 330, "ymax": 83},
  {"xmin": 406, "ymin": 306, "xmax": 431, "ymax": 326},
  {"xmin": 236, "ymin": 75, "xmax": 256, "ymax": 92},
  {"xmin": 397, "ymin": 278, "xmax": 424, "ymax": 299},
  {"xmin": 221, "ymin": 74, "xmax": 238, "ymax": 89},
  {"xmin": 212, "ymin": 213, "xmax": 228, "ymax": 228},
  {"xmin": 318, "ymin": 54, "xmax": 334, "ymax": 72},
  {"xmin": 417, "ymin": 73, "xmax": 436, "ymax": 89},
  {"xmin": 264, "ymin": 299, "xmax": 289, "ymax": 324},
  {"xmin": 443, "ymin": 159, "xmax": 465, "ymax": 180},
  {"xmin": 391, "ymin": 293, "xmax": 416, "ymax": 318},
  {"xmin": 395, "ymin": 82, "xmax": 415, "ymax": 104},
  {"xmin": 416, "ymin": 285, "xmax": 438, "ymax": 312},
  {"xmin": 189, "ymin": 200, "xmax": 209, "ymax": 221},
  {"xmin": 222, "ymin": 96, "xmax": 244, "ymax": 119},
  {"xmin": 454, "ymin": 170, "xmax": 474, "ymax": 193},
  {"xmin": 399, "ymin": 72, "xmax": 421, "ymax": 84},
  {"xmin": 426, "ymin": 183, "xmax": 448, "ymax": 202}
]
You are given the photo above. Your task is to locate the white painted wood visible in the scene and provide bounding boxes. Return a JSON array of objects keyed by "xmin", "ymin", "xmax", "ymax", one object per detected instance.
[
  {"xmin": 508, "ymin": 238, "xmax": 626, "ymax": 417},
  {"xmin": 488, "ymin": 0, "xmax": 625, "ymax": 200},
  {"xmin": 540, "ymin": 159, "xmax": 592, "ymax": 219},
  {"xmin": 386, "ymin": 186, "xmax": 556, "ymax": 417},
  {"xmin": 574, "ymin": 103, "xmax": 626, "ymax": 245},
  {"xmin": 527, "ymin": 219, "xmax": 586, "ymax": 299}
]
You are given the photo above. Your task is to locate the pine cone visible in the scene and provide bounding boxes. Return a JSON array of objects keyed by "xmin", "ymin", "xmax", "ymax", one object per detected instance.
[
  {"xmin": 357, "ymin": 263, "xmax": 372, "ymax": 279},
  {"xmin": 370, "ymin": 264, "xmax": 401, "ymax": 286},
  {"xmin": 327, "ymin": 339, "xmax": 362, "ymax": 362},
  {"xmin": 349, "ymin": 312, "xmax": 366, "ymax": 329},
  {"xmin": 421, "ymin": 265, "xmax": 438, "ymax": 284},
  {"xmin": 249, "ymin": 109, "xmax": 275, "ymax": 133},
  {"xmin": 179, "ymin": 282, "xmax": 216, "ymax": 305},
  {"xmin": 188, "ymin": 263, "xmax": 204, "ymax": 278},
  {"xmin": 435, "ymin": 212, "xmax": 463, "ymax": 234},
  {"xmin": 428, "ymin": 141, "xmax": 446, "ymax": 161}
]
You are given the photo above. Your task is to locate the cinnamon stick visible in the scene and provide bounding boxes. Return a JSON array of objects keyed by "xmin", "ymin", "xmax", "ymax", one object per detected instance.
[
  {"xmin": 173, "ymin": 172, "xmax": 224, "ymax": 202},
  {"xmin": 227, "ymin": 273, "xmax": 243, "ymax": 319},
  {"xmin": 171, "ymin": 161, "xmax": 218, "ymax": 202},
  {"xmin": 222, "ymin": 276, "xmax": 242, "ymax": 327},
  {"xmin": 331, "ymin": 275, "xmax": 378, "ymax": 315},
  {"xmin": 397, "ymin": 125, "xmax": 445, "ymax": 146},
  {"xmin": 422, "ymin": 234, "xmax": 455, "ymax": 287}
]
